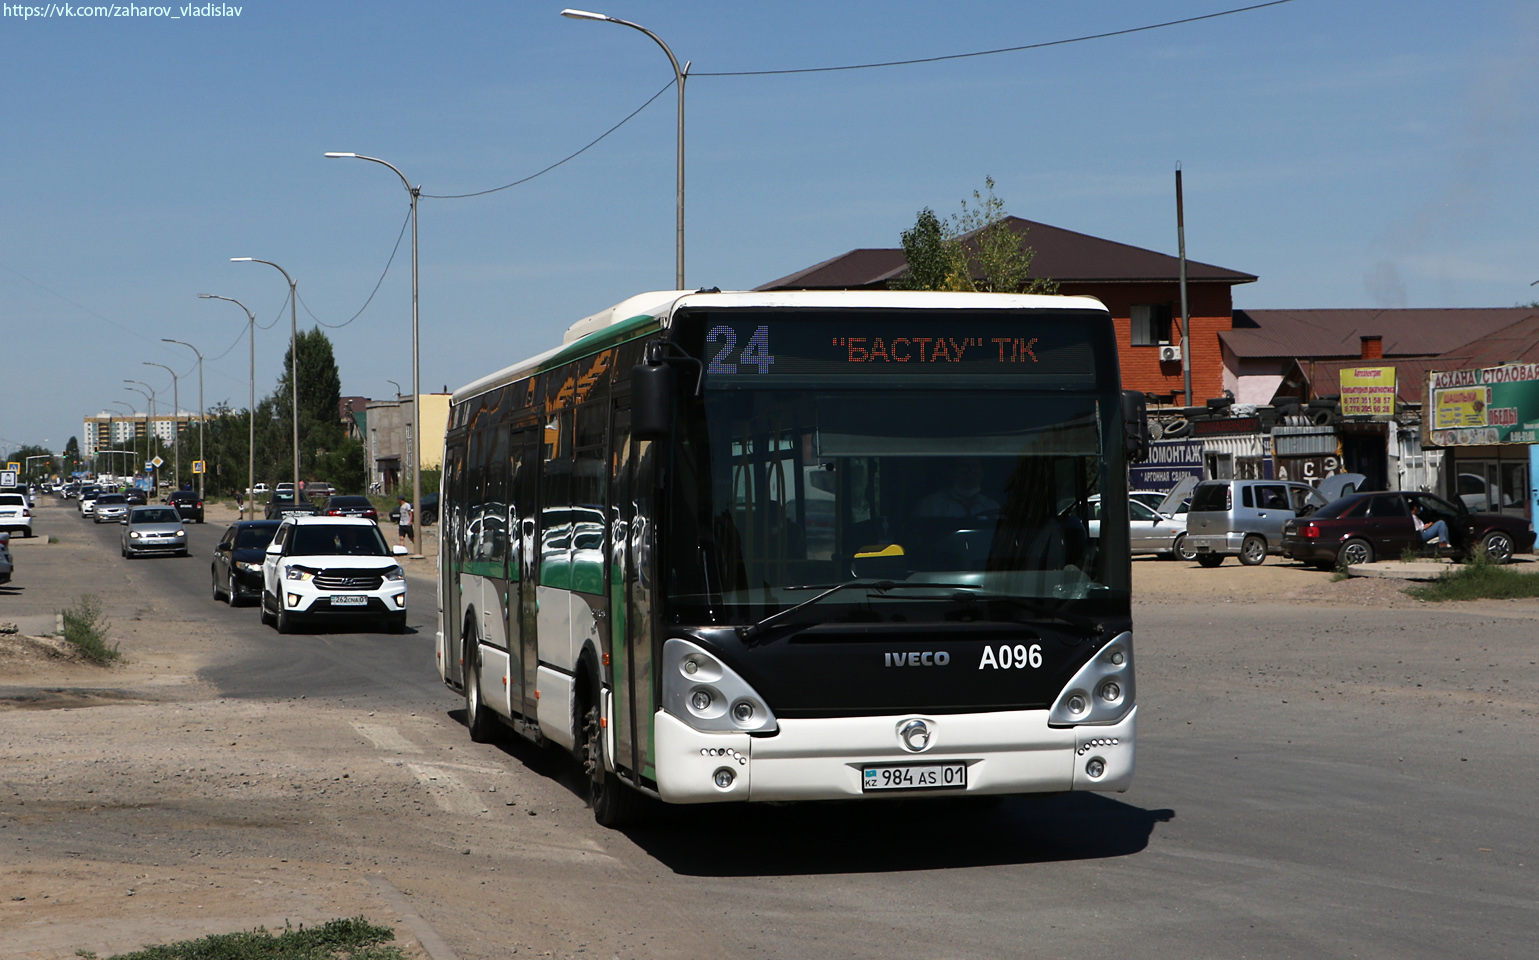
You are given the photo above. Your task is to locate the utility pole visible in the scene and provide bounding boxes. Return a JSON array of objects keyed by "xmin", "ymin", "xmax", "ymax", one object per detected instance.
[{"xmin": 1176, "ymin": 165, "xmax": 1193, "ymax": 407}]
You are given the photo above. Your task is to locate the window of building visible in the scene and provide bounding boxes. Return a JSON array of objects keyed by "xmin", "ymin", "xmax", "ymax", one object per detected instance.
[{"xmin": 1131, "ymin": 304, "xmax": 1174, "ymax": 346}]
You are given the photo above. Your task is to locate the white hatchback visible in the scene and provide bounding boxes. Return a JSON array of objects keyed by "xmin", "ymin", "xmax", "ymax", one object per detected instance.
[{"xmin": 260, "ymin": 516, "xmax": 408, "ymax": 633}]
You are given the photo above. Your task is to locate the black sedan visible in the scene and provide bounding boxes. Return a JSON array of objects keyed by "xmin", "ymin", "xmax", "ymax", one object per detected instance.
[
  {"xmin": 319, "ymin": 495, "xmax": 379, "ymax": 521},
  {"xmin": 265, "ymin": 492, "xmax": 320, "ymax": 520},
  {"xmin": 1282, "ymin": 490, "xmax": 1535, "ymax": 568},
  {"xmin": 210, "ymin": 520, "xmax": 282, "ymax": 606},
  {"xmin": 168, "ymin": 490, "xmax": 205, "ymax": 523}
]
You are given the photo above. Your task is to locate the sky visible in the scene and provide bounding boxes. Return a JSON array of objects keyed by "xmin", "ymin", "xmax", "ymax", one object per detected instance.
[{"xmin": 3, "ymin": 0, "xmax": 1538, "ymax": 457}]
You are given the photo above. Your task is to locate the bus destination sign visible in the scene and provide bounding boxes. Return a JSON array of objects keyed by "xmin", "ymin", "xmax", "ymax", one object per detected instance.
[{"xmin": 696, "ymin": 313, "xmax": 1097, "ymax": 380}]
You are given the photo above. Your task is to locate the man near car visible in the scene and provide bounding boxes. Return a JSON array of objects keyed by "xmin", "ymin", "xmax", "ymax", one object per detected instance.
[
  {"xmin": 397, "ymin": 496, "xmax": 413, "ymax": 548},
  {"xmin": 1412, "ymin": 503, "xmax": 1449, "ymax": 548}
]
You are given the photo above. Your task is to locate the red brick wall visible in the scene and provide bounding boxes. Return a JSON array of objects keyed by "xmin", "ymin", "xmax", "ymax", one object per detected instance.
[{"xmin": 1057, "ymin": 281, "xmax": 1235, "ymax": 404}]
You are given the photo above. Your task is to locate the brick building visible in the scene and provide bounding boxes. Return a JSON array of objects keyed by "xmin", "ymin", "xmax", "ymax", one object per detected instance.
[{"xmin": 756, "ymin": 216, "xmax": 1256, "ymax": 405}]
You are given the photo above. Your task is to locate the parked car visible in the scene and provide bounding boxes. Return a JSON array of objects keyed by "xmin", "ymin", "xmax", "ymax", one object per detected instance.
[
  {"xmin": 259, "ymin": 516, "xmax": 409, "ymax": 633},
  {"xmin": 1282, "ymin": 490, "xmax": 1535, "ymax": 568},
  {"xmin": 0, "ymin": 493, "xmax": 32, "ymax": 538},
  {"xmin": 265, "ymin": 491, "xmax": 320, "ymax": 520},
  {"xmin": 1088, "ymin": 494, "xmax": 1194, "ymax": 560},
  {"xmin": 167, "ymin": 490, "xmax": 205, "ymax": 523},
  {"xmin": 320, "ymin": 495, "xmax": 379, "ymax": 521},
  {"xmin": 210, "ymin": 519, "xmax": 282, "ymax": 606},
  {"xmin": 388, "ymin": 491, "xmax": 439, "ymax": 526},
  {"xmin": 121, "ymin": 505, "xmax": 189, "ymax": 558},
  {"xmin": 92, "ymin": 493, "xmax": 131, "ymax": 524},
  {"xmin": 1184, "ymin": 475, "xmax": 1362, "ymax": 567},
  {"xmin": 0, "ymin": 532, "xmax": 12, "ymax": 583}
]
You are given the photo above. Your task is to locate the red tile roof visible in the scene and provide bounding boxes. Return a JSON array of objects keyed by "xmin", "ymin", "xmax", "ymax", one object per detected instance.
[
  {"xmin": 1223, "ymin": 308, "xmax": 1537, "ymax": 360},
  {"xmin": 756, "ymin": 217, "xmax": 1257, "ymax": 290}
]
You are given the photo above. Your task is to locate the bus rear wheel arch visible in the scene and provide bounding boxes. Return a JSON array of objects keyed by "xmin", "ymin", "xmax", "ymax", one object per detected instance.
[{"xmin": 576, "ymin": 663, "xmax": 644, "ymax": 828}]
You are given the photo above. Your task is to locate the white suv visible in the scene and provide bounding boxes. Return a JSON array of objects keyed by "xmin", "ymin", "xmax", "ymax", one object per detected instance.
[{"xmin": 260, "ymin": 516, "xmax": 409, "ymax": 633}]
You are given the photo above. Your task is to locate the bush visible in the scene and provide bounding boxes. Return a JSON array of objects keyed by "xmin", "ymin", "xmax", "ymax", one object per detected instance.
[
  {"xmin": 83, "ymin": 917, "xmax": 405, "ymax": 960},
  {"xmin": 60, "ymin": 594, "xmax": 120, "ymax": 664},
  {"xmin": 1406, "ymin": 552, "xmax": 1539, "ymax": 602}
]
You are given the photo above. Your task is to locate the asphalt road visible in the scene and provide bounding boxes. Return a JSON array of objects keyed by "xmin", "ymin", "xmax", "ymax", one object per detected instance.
[{"xmin": 23, "ymin": 504, "xmax": 1539, "ymax": 959}]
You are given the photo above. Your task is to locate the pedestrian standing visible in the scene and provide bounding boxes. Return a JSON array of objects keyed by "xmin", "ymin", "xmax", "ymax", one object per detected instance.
[{"xmin": 397, "ymin": 495, "xmax": 414, "ymax": 549}]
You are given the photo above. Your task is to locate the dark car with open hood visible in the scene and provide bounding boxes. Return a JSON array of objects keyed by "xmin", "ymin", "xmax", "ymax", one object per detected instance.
[{"xmin": 1282, "ymin": 490, "xmax": 1535, "ymax": 569}]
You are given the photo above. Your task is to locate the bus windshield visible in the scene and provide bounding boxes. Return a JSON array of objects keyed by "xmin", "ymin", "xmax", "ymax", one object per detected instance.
[{"xmin": 667, "ymin": 385, "xmax": 1125, "ymax": 626}]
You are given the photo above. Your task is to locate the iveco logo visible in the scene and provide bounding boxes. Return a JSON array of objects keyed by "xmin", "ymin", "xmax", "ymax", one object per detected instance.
[
  {"xmin": 898, "ymin": 719, "xmax": 933, "ymax": 753},
  {"xmin": 884, "ymin": 651, "xmax": 950, "ymax": 667}
]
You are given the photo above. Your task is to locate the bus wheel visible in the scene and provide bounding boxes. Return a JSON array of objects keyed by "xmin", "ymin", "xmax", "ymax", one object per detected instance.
[
  {"xmin": 464, "ymin": 638, "xmax": 495, "ymax": 743},
  {"xmin": 581, "ymin": 685, "xmax": 643, "ymax": 828}
]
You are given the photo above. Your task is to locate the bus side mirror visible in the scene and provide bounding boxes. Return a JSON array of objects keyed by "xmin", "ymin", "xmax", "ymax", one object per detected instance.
[
  {"xmin": 632, "ymin": 362, "xmax": 677, "ymax": 442},
  {"xmin": 1122, "ymin": 390, "xmax": 1150, "ymax": 463}
]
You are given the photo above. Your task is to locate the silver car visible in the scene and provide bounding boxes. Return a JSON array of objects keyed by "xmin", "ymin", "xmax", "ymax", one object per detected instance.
[
  {"xmin": 1089, "ymin": 495, "xmax": 1194, "ymax": 560},
  {"xmin": 1184, "ymin": 476, "xmax": 1363, "ymax": 567},
  {"xmin": 121, "ymin": 505, "xmax": 189, "ymax": 558},
  {"xmin": 93, "ymin": 493, "xmax": 131, "ymax": 524}
]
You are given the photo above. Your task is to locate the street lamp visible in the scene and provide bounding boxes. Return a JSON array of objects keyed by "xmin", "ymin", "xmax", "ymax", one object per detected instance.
[
  {"xmin": 562, "ymin": 8, "xmax": 688, "ymax": 290},
  {"xmin": 231, "ymin": 257, "xmax": 300, "ymax": 493},
  {"xmin": 200, "ymin": 294, "xmax": 258, "ymax": 519},
  {"xmin": 325, "ymin": 151, "xmax": 424, "ymax": 556},
  {"xmin": 111, "ymin": 401, "xmax": 136, "ymax": 477},
  {"xmin": 125, "ymin": 382, "xmax": 156, "ymax": 491},
  {"xmin": 163, "ymin": 339, "xmax": 205, "ymax": 500},
  {"xmin": 386, "ymin": 379, "xmax": 402, "ymax": 399},
  {"xmin": 144, "ymin": 361, "xmax": 180, "ymax": 490}
]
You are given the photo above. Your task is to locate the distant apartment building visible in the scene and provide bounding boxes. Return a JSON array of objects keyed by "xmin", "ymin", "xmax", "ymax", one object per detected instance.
[{"xmin": 82, "ymin": 411, "xmax": 203, "ymax": 460}]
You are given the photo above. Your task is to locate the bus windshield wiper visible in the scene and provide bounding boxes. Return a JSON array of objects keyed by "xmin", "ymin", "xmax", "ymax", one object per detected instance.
[
  {"xmin": 954, "ymin": 592, "xmax": 1102, "ymax": 635},
  {"xmin": 740, "ymin": 579, "xmax": 896, "ymax": 642},
  {"xmin": 740, "ymin": 581, "xmax": 1102, "ymax": 643}
]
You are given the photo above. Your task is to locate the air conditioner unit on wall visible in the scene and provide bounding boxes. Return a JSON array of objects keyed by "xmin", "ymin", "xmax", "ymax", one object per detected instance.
[{"xmin": 1159, "ymin": 344, "xmax": 1182, "ymax": 362}]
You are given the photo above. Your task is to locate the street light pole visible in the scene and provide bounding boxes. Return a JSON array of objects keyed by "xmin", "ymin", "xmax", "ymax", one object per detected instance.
[
  {"xmin": 163, "ymin": 339, "xmax": 204, "ymax": 500},
  {"xmin": 562, "ymin": 8, "xmax": 688, "ymax": 289},
  {"xmin": 231, "ymin": 257, "xmax": 300, "ymax": 494},
  {"xmin": 200, "ymin": 294, "xmax": 258, "ymax": 519},
  {"xmin": 325, "ymin": 151, "xmax": 424, "ymax": 556},
  {"xmin": 111, "ymin": 401, "xmax": 135, "ymax": 478},
  {"xmin": 144, "ymin": 361, "xmax": 180, "ymax": 491},
  {"xmin": 125, "ymin": 383, "xmax": 156, "ymax": 491}
]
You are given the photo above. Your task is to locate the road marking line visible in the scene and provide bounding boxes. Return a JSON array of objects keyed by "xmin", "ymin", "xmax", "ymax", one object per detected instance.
[
  {"xmin": 351, "ymin": 722, "xmax": 422, "ymax": 753},
  {"xmin": 406, "ymin": 762, "xmax": 487, "ymax": 815}
]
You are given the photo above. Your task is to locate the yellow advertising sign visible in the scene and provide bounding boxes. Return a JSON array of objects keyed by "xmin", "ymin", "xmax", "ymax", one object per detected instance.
[
  {"xmin": 1339, "ymin": 366, "xmax": 1396, "ymax": 417},
  {"xmin": 1432, "ymin": 385, "xmax": 1491, "ymax": 429}
]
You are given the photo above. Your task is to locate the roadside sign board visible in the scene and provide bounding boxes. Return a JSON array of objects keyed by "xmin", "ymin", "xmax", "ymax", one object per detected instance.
[
  {"xmin": 1427, "ymin": 363, "xmax": 1539, "ymax": 446},
  {"xmin": 151, "ymin": 456, "xmax": 165, "ymax": 468},
  {"xmin": 192, "ymin": 460, "xmax": 205, "ymax": 474},
  {"xmin": 0, "ymin": 471, "xmax": 16, "ymax": 486},
  {"xmin": 1339, "ymin": 366, "xmax": 1396, "ymax": 417},
  {"xmin": 5, "ymin": 462, "xmax": 18, "ymax": 473},
  {"xmin": 144, "ymin": 461, "xmax": 155, "ymax": 472}
]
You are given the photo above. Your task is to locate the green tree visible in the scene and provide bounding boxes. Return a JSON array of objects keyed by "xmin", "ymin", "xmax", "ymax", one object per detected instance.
[
  {"xmin": 269, "ymin": 328, "xmax": 345, "ymax": 483},
  {"xmin": 62, "ymin": 436, "xmax": 82, "ymax": 475},
  {"xmin": 891, "ymin": 177, "xmax": 1056, "ymax": 294}
]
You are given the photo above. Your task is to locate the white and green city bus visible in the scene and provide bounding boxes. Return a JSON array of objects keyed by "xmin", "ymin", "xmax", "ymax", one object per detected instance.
[{"xmin": 438, "ymin": 289, "xmax": 1145, "ymax": 825}]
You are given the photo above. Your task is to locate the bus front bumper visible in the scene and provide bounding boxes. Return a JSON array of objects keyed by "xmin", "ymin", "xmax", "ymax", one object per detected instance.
[{"xmin": 653, "ymin": 705, "xmax": 1135, "ymax": 804}]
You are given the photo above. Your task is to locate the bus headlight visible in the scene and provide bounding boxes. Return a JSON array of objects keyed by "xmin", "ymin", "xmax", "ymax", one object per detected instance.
[
  {"xmin": 1048, "ymin": 632, "xmax": 1135, "ymax": 727},
  {"xmin": 663, "ymin": 637, "xmax": 777, "ymax": 734}
]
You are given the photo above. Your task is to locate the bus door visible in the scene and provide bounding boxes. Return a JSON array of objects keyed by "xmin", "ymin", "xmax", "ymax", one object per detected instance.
[
  {"xmin": 442, "ymin": 442, "xmax": 467, "ymax": 688},
  {"xmin": 509, "ymin": 426, "xmax": 541, "ymax": 722},
  {"xmin": 615, "ymin": 406, "xmax": 660, "ymax": 783}
]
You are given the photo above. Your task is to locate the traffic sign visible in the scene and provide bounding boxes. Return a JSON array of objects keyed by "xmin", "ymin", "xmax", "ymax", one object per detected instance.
[
  {"xmin": 151, "ymin": 456, "xmax": 165, "ymax": 468},
  {"xmin": 5, "ymin": 462, "xmax": 18, "ymax": 473},
  {"xmin": 144, "ymin": 461, "xmax": 154, "ymax": 472},
  {"xmin": 192, "ymin": 460, "xmax": 205, "ymax": 475},
  {"xmin": 0, "ymin": 471, "xmax": 15, "ymax": 487}
]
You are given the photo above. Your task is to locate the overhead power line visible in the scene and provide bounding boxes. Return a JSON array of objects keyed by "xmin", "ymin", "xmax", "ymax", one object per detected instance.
[{"xmin": 695, "ymin": 1, "xmax": 1300, "ymax": 76}]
